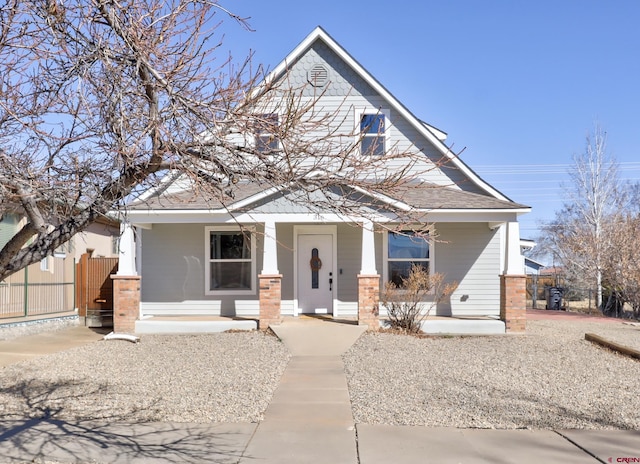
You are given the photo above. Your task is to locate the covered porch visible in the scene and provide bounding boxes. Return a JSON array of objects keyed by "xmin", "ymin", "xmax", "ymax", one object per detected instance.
[{"xmin": 112, "ymin": 210, "xmax": 526, "ymax": 335}]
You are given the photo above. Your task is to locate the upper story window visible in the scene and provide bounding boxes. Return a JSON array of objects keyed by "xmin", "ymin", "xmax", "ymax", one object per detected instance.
[
  {"xmin": 359, "ymin": 110, "xmax": 389, "ymax": 156},
  {"xmin": 254, "ymin": 113, "xmax": 279, "ymax": 154},
  {"xmin": 205, "ymin": 226, "xmax": 256, "ymax": 295},
  {"xmin": 386, "ymin": 231, "xmax": 430, "ymax": 287}
]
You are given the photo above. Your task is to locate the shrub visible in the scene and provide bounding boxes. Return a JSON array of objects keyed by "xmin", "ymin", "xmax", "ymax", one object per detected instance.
[{"xmin": 380, "ymin": 264, "xmax": 457, "ymax": 334}]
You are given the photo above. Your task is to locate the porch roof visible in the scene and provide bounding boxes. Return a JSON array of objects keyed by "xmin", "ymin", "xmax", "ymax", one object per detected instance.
[{"xmin": 128, "ymin": 181, "xmax": 529, "ymax": 212}]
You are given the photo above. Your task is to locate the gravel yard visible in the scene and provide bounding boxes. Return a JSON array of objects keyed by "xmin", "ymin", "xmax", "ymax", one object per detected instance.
[
  {"xmin": 0, "ymin": 332, "xmax": 289, "ymax": 423},
  {"xmin": 343, "ymin": 319, "xmax": 640, "ymax": 430},
  {"xmin": 0, "ymin": 318, "xmax": 638, "ymax": 430}
]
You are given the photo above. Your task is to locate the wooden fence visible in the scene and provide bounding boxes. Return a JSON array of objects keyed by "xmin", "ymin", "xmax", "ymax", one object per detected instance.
[{"xmin": 75, "ymin": 253, "xmax": 119, "ymax": 326}]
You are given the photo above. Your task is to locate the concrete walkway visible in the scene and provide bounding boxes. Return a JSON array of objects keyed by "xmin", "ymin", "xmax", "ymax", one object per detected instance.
[
  {"xmin": 240, "ymin": 317, "xmax": 366, "ymax": 463},
  {"xmin": 0, "ymin": 324, "xmax": 105, "ymax": 367},
  {"xmin": 0, "ymin": 318, "xmax": 639, "ymax": 463}
]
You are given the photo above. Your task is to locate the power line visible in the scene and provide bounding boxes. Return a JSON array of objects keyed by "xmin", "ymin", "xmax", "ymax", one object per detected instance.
[
  {"xmin": 474, "ymin": 161, "xmax": 640, "ymax": 168},
  {"xmin": 474, "ymin": 161, "xmax": 640, "ymax": 175}
]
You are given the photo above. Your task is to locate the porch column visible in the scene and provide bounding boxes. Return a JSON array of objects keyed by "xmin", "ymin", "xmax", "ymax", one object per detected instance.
[
  {"xmin": 358, "ymin": 220, "xmax": 379, "ymax": 331},
  {"xmin": 117, "ymin": 221, "xmax": 137, "ymax": 276},
  {"xmin": 112, "ymin": 221, "xmax": 140, "ymax": 334},
  {"xmin": 504, "ymin": 221, "xmax": 524, "ymax": 275},
  {"xmin": 500, "ymin": 221, "xmax": 526, "ymax": 333},
  {"xmin": 261, "ymin": 220, "xmax": 279, "ymax": 274},
  {"xmin": 259, "ymin": 220, "xmax": 282, "ymax": 329}
]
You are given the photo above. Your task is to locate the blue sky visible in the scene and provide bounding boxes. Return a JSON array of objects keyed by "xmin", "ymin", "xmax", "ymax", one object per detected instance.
[{"xmin": 217, "ymin": 0, "xmax": 640, "ymax": 241}]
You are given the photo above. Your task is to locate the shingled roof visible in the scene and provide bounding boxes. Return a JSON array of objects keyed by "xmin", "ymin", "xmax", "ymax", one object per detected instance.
[
  {"xmin": 128, "ymin": 181, "xmax": 528, "ymax": 212},
  {"xmin": 385, "ymin": 183, "xmax": 529, "ymax": 210}
]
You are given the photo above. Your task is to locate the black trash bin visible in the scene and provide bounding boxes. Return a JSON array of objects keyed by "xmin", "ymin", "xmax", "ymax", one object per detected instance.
[{"xmin": 545, "ymin": 286, "xmax": 564, "ymax": 310}]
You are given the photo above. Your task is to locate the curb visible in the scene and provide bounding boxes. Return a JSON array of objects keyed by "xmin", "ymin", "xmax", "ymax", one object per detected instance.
[{"xmin": 585, "ymin": 333, "xmax": 640, "ymax": 361}]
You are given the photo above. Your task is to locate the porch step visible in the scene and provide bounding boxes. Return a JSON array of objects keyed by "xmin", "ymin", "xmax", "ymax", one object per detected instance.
[
  {"xmin": 135, "ymin": 317, "xmax": 257, "ymax": 334},
  {"xmin": 421, "ymin": 319, "xmax": 506, "ymax": 335}
]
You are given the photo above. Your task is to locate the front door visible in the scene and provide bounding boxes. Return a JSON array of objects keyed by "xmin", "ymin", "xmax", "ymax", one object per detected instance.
[{"xmin": 297, "ymin": 234, "xmax": 334, "ymax": 314}]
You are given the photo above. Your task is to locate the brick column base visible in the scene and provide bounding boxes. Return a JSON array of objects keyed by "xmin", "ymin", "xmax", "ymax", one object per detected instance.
[
  {"xmin": 111, "ymin": 275, "xmax": 141, "ymax": 334},
  {"xmin": 500, "ymin": 274, "xmax": 526, "ymax": 333},
  {"xmin": 358, "ymin": 274, "xmax": 380, "ymax": 331},
  {"xmin": 259, "ymin": 274, "xmax": 282, "ymax": 330}
]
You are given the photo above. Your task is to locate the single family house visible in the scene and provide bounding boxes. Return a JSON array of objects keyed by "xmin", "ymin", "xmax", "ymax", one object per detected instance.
[{"xmin": 113, "ymin": 27, "xmax": 531, "ymax": 334}]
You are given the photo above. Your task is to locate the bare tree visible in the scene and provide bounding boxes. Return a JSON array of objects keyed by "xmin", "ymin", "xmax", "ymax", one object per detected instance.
[
  {"xmin": 602, "ymin": 212, "xmax": 640, "ymax": 318},
  {"xmin": 539, "ymin": 125, "xmax": 624, "ymax": 309},
  {"xmin": 0, "ymin": 0, "xmax": 446, "ymax": 281}
]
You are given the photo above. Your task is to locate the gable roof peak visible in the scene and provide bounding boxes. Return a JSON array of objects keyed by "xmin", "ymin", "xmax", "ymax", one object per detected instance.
[{"xmin": 261, "ymin": 27, "xmax": 523, "ymax": 206}]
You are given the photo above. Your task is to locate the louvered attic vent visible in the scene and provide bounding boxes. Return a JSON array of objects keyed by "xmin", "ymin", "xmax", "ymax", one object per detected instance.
[{"xmin": 307, "ymin": 64, "xmax": 329, "ymax": 87}]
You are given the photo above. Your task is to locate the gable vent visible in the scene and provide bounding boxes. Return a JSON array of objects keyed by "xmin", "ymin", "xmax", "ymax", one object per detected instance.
[{"xmin": 307, "ymin": 64, "xmax": 329, "ymax": 87}]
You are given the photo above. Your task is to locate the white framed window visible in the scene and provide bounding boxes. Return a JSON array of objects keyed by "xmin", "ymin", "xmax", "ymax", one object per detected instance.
[
  {"xmin": 254, "ymin": 113, "xmax": 279, "ymax": 154},
  {"xmin": 356, "ymin": 108, "xmax": 390, "ymax": 156},
  {"xmin": 40, "ymin": 256, "xmax": 52, "ymax": 272},
  {"xmin": 205, "ymin": 226, "xmax": 256, "ymax": 295},
  {"xmin": 383, "ymin": 230, "xmax": 431, "ymax": 287}
]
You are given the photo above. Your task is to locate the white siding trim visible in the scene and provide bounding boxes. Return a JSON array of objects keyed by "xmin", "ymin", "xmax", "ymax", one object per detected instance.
[{"xmin": 126, "ymin": 209, "xmax": 528, "ymax": 225}]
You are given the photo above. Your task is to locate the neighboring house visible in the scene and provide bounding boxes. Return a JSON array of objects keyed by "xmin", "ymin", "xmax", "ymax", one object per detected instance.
[
  {"xmin": 0, "ymin": 213, "xmax": 119, "ymax": 320},
  {"xmin": 525, "ymin": 257, "xmax": 545, "ymax": 275},
  {"xmin": 72, "ymin": 219, "xmax": 121, "ymax": 262},
  {"xmin": 115, "ymin": 27, "xmax": 531, "ymax": 333},
  {"xmin": 520, "ymin": 239, "xmax": 544, "ymax": 275}
]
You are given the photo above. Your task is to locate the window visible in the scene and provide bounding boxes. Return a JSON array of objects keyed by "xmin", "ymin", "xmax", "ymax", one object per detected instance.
[
  {"xmin": 40, "ymin": 256, "xmax": 51, "ymax": 272},
  {"xmin": 254, "ymin": 113, "xmax": 279, "ymax": 154},
  {"xmin": 205, "ymin": 227, "xmax": 255, "ymax": 294},
  {"xmin": 360, "ymin": 112, "xmax": 386, "ymax": 156},
  {"xmin": 386, "ymin": 231, "xmax": 430, "ymax": 287}
]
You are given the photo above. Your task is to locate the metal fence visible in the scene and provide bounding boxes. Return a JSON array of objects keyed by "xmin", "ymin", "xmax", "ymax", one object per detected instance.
[
  {"xmin": 0, "ymin": 257, "xmax": 75, "ymax": 319},
  {"xmin": 527, "ymin": 274, "xmax": 598, "ymax": 312}
]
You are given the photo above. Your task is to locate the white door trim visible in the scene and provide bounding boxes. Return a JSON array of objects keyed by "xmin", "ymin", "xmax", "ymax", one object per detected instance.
[{"xmin": 293, "ymin": 225, "xmax": 338, "ymax": 317}]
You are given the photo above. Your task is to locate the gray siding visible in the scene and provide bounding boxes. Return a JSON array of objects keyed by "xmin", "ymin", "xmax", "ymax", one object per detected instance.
[
  {"xmin": 336, "ymin": 224, "xmax": 360, "ymax": 302},
  {"xmin": 288, "ymin": 41, "xmax": 372, "ymax": 98},
  {"xmin": 280, "ymin": 40, "xmax": 487, "ymax": 194},
  {"xmin": 434, "ymin": 223, "xmax": 501, "ymax": 316},
  {"xmin": 334, "ymin": 224, "xmax": 383, "ymax": 315},
  {"xmin": 140, "ymin": 223, "xmax": 263, "ymax": 316},
  {"xmin": 139, "ymin": 221, "xmax": 501, "ymax": 318},
  {"xmin": 276, "ymin": 224, "xmax": 294, "ymax": 300}
]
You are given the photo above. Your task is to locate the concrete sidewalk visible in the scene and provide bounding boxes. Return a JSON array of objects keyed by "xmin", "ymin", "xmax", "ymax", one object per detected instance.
[
  {"xmin": 1, "ymin": 419, "xmax": 639, "ymax": 463},
  {"xmin": 0, "ymin": 317, "xmax": 639, "ymax": 463},
  {"xmin": 0, "ymin": 419, "xmax": 638, "ymax": 463},
  {"xmin": 0, "ymin": 324, "xmax": 105, "ymax": 367}
]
